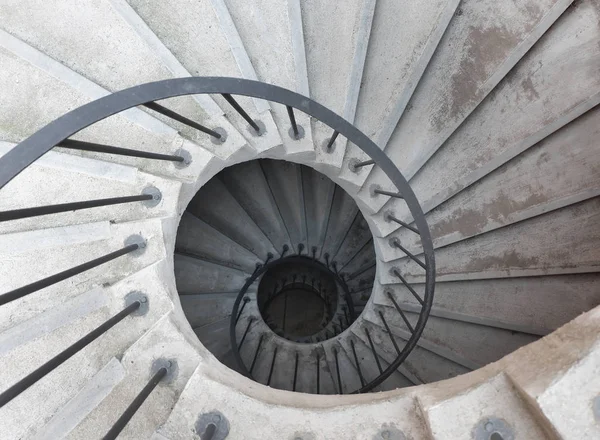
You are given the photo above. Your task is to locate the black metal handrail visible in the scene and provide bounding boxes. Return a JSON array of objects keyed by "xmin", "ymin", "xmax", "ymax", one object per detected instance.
[{"xmin": 0, "ymin": 77, "xmax": 434, "ymax": 397}]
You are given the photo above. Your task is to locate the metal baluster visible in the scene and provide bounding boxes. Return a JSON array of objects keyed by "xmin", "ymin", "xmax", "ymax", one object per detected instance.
[
  {"xmin": 334, "ymin": 348, "xmax": 343, "ymax": 394},
  {"xmin": 281, "ymin": 244, "xmax": 289, "ymax": 258},
  {"xmin": 385, "ymin": 213, "xmax": 419, "ymax": 234},
  {"xmin": 102, "ymin": 362, "xmax": 171, "ymax": 440},
  {"xmin": 59, "ymin": 139, "xmax": 187, "ymax": 162},
  {"xmin": 373, "ymin": 188, "xmax": 403, "ymax": 199},
  {"xmin": 282, "ymin": 291, "xmax": 288, "ymax": 333},
  {"xmin": 390, "ymin": 240, "xmax": 427, "ymax": 270},
  {"xmin": 324, "ymin": 253, "xmax": 330, "ymax": 268},
  {"xmin": 350, "ymin": 340, "xmax": 366, "ymax": 386},
  {"xmin": 352, "ymin": 159, "xmax": 375, "ymax": 170},
  {"xmin": 386, "ymin": 290, "xmax": 415, "ymax": 332},
  {"xmin": 252, "ymin": 263, "xmax": 262, "ymax": 277},
  {"xmin": 0, "ymin": 192, "xmax": 159, "ymax": 222},
  {"xmin": 365, "ymin": 328, "xmax": 383, "ymax": 374},
  {"xmin": 143, "ymin": 102, "xmax": 223, "ymax": 139},
  {"xmin": 326, "ymin": 131, "xmax": 339, "ymax": 150},
  {"xmin": 267, "ymin": 347, "xmax": 278, "ymax": 386},
  {"xmin": 286, "ymin": 106, "xmax": 300, "ymax": 139},
  {"xmin": 221, "ymin": 94, "xmax": 261, "ymax": 133},
  {"xmin": 264, "ymin": 252, "xmax": 274, "ymax": 265},
  {"xmin": 298, "ymin": 243, "xmax": 304, "ymax": 255},
  {"xmin": 0, "ymin": 301, "xmax": 142, "ymax": 407},
  {"xmin": 379, "ymin": 311, "xmax": 401, "ymax": 355},
  {"xmin": 238, "ymin": 317, "xmax": 255, "ymax": 350},
  {"xmin": 316, "ymin": 352, "xmax": 321, "ymax": 394},
  {"xmin": 249, "ymin": 334, "xmax": 265, "ymax": 375},
  {"xmin": 0, "ymin": 242, "xmax": 143, "ymax": 307},
  {"xmin": 391, "ymin": 269, "xmax": 424, "ymax": 306},
  {"xmin": 292, "ymin": 352, "xmax": 299, "ymax": 391}
]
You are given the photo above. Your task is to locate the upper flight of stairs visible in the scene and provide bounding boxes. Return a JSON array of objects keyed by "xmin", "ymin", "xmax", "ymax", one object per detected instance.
[{"xmin": 0, "ymin": 0, "xmax": 599, "ymax": 438}]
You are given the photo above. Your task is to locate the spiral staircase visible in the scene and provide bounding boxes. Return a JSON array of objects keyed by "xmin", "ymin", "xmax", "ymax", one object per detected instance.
[{"xmin": 1, "ymin": 0, "xmax": 600, "ymax": 438}]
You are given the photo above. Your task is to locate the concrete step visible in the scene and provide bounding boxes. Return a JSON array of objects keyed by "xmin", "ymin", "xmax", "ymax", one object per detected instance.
[
  {"xmin": 176, "ymin": 212, "xmax": 261, "ymax": 273},
  {"xmin": 260, "ymin": 160, "xmax": 307, "ymax": 250},
  {"xmin": 0, "ymin": 30, "xmax": 221, "ymax": 182},
  {"xmin": 194, "ymin": 316, "xmax": 232, "ymax": 360},
  {"xmin": 320, "ymin": 338, "xmax": 362, "ymax": 394},
  {"xmin": 0, "ymin": 260, "xmax": 174, "ymax": 438},
  {"xmin": 352, "ymin": 320, "xmax": 470, "ymax": 385},
  {"xmin": 64, "ymin": 313, "xmax": 201, "ymax": 439},
  {"xmin": 357, "ymin": 0, "xmax": 573, "ymax": 214},
  {"xmin": 220, "ymin": 161, "xmax": 293, "ymax": 253},
  {"xmin": 180, "ymin": 292, "xmax": 239, "ymax": 329},
  {"xmin": 187, "ymin": 176, "xmax": 278, "ymax": 261},
  {"xmin": 340, "ymin": 0, "xmax": 458, "ymax": 186},
  {"xmin": 0, "ymin": 142, "xmax": 180, "ymax": 234},
  {"xmin": 375, "ymin": 1, "xmax": 600, "ymax": 239},
  {"xmin": 300, "ymin": 0, "xmax": 375, "ymax": 172},
  {"xmin": 330, "ymin": 213, "xmax": 372, "ymax": 270},
  {"xmin": 0, "ymin": 0, "xmax": 249, "ymax": 161},
  {"xmin": 380, "ymin": 196, "xmax": 600, "ymax": 284},
  {"xmin": 124, "ymin": 0, "xmax": 282, "ymax": 155},
  {"xmin": 337, "ymin": 239, "xmax": 374, "ymax": 279},
  {"xmin": 318, "ymin": 186, "xmax": 359, "ymax": 260},
  {"xmin": 0, "ymin": 219, "xmax": 167, "ymax": 332},
  {"xmin": 217, "ymin": 0, "xmax": 314, "ymax": 158},
  {"xmin": 33, "ymin": 357, "xmax": 126, "ymax": 440},
  {"xmin": 154, "ymin": 362, "xmax": 430, "ymax": 438},
  {"xmin": 419, "ymin": 373, "xmax": 553, "ymax": 439},
  {"xmin": 373, "ymin": 274, "xmax": 600, "ymax": 337},
  {"xmin": 174, "ymin": 253, "xmax": 251, "ymax": 294},
  {"xmin": 367, "ymin": 304, "xmax": 538, "ymax": 369},
  {"xmin": 378, "ymin": 107, "xmax": 600, "ymax": 264},
  {"xmin": 301, "ymin": 165, "xmax": 336, "ymax": 256},
  {"xmin": 336, "ymin": 331, "xmax": 414, "ymax": 391}
]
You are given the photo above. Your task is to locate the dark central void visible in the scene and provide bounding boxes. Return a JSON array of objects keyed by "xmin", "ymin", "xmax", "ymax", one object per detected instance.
[{"xmin": 257, "ymin": 257, "xmax": 339, "ymax": 340}]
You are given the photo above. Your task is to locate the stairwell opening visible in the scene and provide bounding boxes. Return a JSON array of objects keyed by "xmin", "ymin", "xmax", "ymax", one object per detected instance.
[
  {"xmin": 256, "ymin": 257, "xmax": 340, "ymax": 340},
  {"xmin": 175, "ymin": 158, "xmax": 377, "ymax": 393}
]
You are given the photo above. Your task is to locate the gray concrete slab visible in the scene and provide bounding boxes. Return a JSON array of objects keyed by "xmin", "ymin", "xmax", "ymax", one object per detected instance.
[
  {"xmin": 219, "ymin": 0, "xmax": 314, "ymax": 157},
  {"xmin": 358, "ymin": 0, "xmax": 573, "ymax": 213},
  {"xmin": 381, "ymin": 197, "xmax": 600, "ymax": 283}
]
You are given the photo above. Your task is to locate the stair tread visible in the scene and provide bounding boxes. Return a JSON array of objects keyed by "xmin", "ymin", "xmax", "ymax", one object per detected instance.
[
  {"xmin": 301, "ymin": 0, "xmax": 375, "ymax": 170},
  {"xmin": 341, "ymin": 0, "xmax": 458, "ymax": 184},
  {"xmin": 220, "ymin": 0, "xmax": 314, "ymax": 156},
  {"xmin": 381, "ymin": 197, "xmax": 600, "ymax": 284},
  {"xmin": 376, "ymin": 2, "xmax": 600, "ymax": 239},
  {"xmin": 125, "ymin": 0, "xmax": 282, "ymax": 154},
  {"xmin": 358, "ymin": 0, "xmax": 573, "ymax": 213}
]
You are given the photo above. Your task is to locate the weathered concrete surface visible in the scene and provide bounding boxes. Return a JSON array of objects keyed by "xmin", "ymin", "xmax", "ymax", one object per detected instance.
[
  {"xmin": 373, "ymin": 275, "xmax": 600, "ymax": 336},
  {"xmin": 381, "ymin": 197, "xmax": 600, "ymax": 284},
  {"xmin": 65, "ymin": 313, "xmax": 201, "ymax": 440},
  {"xmin": 176, "ymin": 212, "xmax": 260, "ymax": 273},
  {"xmin": 358, "ymin": 0, "xmax": 573, "ymax": 213},
  {"xmin": 340, "ymin": 0, "xmax": 458, "ymax": 185},
  {"xmin": 220, "ymin": 0, "xmax": 314, "ymax": 157},
  {"xmin": 380, "ymin": 104, "xmax": 600, "ymax": 262},
  {"xmin": 260, "ymin": 160, "xmax": 307, "ymax": 250},
  {"xmin": 301, "ymin": 0, "xmax": 375, "ymax": 171},
  {"xmin": 0, "ymin": 261, "xmax": 174, "ymax": 439},
  {"xmin": 188, "ymin": 176, "xmax": 278, "ymax": 260},
  {"xmin": 375, "ymin": 0, "xmax": 600, "ymax": 238},
  {"xmin": 0, "ymin": 0, "xmax": 248, "ymax": 158},
  {"xmin": 124, "ymin": 0, "xmax": 283, "ymax": 155}
]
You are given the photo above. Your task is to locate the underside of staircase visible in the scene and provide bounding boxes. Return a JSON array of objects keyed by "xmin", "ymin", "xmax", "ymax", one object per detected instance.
[{"xmin": 0, "ymin": 0, "xmax": 599, "ymax": 439}]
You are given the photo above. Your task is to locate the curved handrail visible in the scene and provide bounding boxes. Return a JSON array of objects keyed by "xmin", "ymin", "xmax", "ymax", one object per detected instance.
[{"xmin": 0, "ymin": 77, "xmax": 435, "ymax": 394}]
